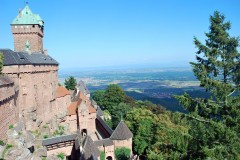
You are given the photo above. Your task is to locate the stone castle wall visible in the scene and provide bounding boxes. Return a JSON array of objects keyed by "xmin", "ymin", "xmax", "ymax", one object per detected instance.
[
  {"xmin": 113, "ymin": 138, "xmax": 132, "ymax": 153},
  {"xmin": 11, "ymin": 25, "xmax": 43, "ymax": 52},
  {"xmin": 0, "ymin": 77, "xmax": 18, "ymax": 140},
  {"xmin": 2, "ymin": 64, "xmax": 58, "ymax": 130}
]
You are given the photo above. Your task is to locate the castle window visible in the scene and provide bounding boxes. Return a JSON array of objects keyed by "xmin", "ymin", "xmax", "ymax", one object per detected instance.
[{"xmin": 32, "ymin": 25, "xmax": 35, "ymax": 28}]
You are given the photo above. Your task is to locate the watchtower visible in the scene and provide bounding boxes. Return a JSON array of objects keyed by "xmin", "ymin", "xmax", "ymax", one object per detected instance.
[{"xmin": 11, "ymin": 4, "xmax": 44, "ymax": 53}]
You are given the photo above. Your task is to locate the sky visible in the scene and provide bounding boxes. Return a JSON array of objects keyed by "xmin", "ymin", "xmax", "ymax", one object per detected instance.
[{"xmin": 1, "ymin": 0, "xmax": 240, "ymax": 70}]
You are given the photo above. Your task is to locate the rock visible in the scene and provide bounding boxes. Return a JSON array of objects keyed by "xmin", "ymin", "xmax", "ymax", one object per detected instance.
[
  {"xmin": 23, "ymin": 130, "xmax": 35, "ymax": 148},
  {"xmin": 14, "ymin": 121, "xmax": 25, "ymax": 132},
  {"xmin": 37, "ymin": 119, "xmax": 43, "ymax": 127},
  {"xmin": 25, "ymin": 106, "xmax": 37, "ymax": 113},
  {"xmin": 7, "ymin": 129, "xmax": 19, "ymax": 140},
  {"xmin": 32, "ymin": 147, "xmax": 47, "ymax": 157},
  {"xmin": 46, "ymin": 155, "xmax": 59, "ymax": 160},
  {"xmin": 40, "ymin": 126, "xmax": 50, "ymax": 136},
  {"xmin": 4, "ymin": 147, "xmax": 31, "ymax": 160},
  {"xmin": 34, "ymin": 139, "xmax": 43, "ymax": 149},
  {"xmin": 0, "ymin": 145, "xmax": 5, "ymax": 158}
]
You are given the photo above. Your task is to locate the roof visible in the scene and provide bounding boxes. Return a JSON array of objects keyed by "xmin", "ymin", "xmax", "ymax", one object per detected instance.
[
  {"xmin": 89, "ymin": 106, "xmax": 96, "ymax": 113},
  {"xmin": 12, "ymin": 5, "xmax": 44, "ymax": 27},
  {"xmin": 110, "ymin": 121, "xmax": 133, "ymax": 140},
  {"xmin": 96, "ymin": 106, "xmax": 104, "ymax": 116},
  {"xmin": 42, "ymin": 134, "xmax": 77, "ymax": 146},
  {"xmin": 68, "ymin": 100, "xmax": 81, "ymax": 115},
  {"xmin": 0, "ymin": 49, "xmax": 58, "ymax": 66},
  {"xmin": 96, "ymin": 115, "xmax": 113, "ymax": 135},
  {"xmin": 77, "ymin": 80, "xmax": 90, "ymax": 95},
  {"xmin": 0, "ymin": 76, "xmax": 14, "ymax": 86},
  {"xmin": 82, "ymin": 136, "xmax": 100, "ymax": 160},
  {"xmin": 56, "ymin": 86, "xmax": 71, "ymax": 98},
  {"xmin": 94, "ymin": 138, "xmax": 113, "ymax": 147}
]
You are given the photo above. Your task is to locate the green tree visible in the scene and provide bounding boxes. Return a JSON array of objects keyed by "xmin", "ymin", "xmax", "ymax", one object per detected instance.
[
  {"xmin": 104, "ymin": 84, "xmax": 126, "ymax": 109},
  {"xmin": 92, "ymin": 90, "xmax": 105, "ymax": 107},
  {"xmin": 0, "ymin": 52, "xmax": 3, "ymax": 74},
  {"xmin": 64, "ymin": 76, "xmax": 77, "ymax": 90},
  {"xmin": 175, "ymin": 11, "xmax": 240, "ymax": 159},
  {"xmin": 115, "ymin": 147, "xmax": 131, "ymax": 160}
]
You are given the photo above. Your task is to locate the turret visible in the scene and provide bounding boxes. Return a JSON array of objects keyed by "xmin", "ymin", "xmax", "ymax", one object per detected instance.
[{"xmin": 11, "ymin": 4, "xmax": 44, "ymax": 53}]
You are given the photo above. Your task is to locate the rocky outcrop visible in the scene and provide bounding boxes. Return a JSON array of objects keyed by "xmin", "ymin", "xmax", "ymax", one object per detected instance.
[{"xmin": 2, "ymin": 122, "xmax": 47, "ymax": 160}]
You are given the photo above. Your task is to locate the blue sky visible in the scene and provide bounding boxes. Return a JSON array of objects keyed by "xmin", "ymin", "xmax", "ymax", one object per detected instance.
[{"xmin": 1, "ymin": 0, "xmax": 240, "ymax": 69}]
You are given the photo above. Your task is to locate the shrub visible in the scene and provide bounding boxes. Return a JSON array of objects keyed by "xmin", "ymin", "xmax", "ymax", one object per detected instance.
[
  {"xmin": 100, "ymin": 151, "xmax": 105, "ymax": 160},
  {"xmin": 8, "ymin": 124, "xmax": 14, "ymax": 129},
  {"xmin": 43, "ymin": 135, "xmax": 48, "ymax": 139},
  {"xmin": 115, "ymin": 147, "xmax": 131, "ymax": 160},
  {"xmin": 0, "ymin": 140, "xmax": 4, "ymax": 146},
  {"xmin": 57, "ymin": 152, "xmax": 65, "ymax": 160}
]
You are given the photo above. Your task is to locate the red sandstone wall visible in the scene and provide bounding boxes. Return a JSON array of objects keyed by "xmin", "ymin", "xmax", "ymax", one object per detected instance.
[
  {"xmin": 12, "ymin": 25, "xmax": 43, "ymax": 52},
  {"xmin": 0, "ymin": 83, "xmax": 18, "ymax": 141},
  {"xmin": 113, "ymin": 138, "xmax": 132, "ymax": 154},
  {"xmin": 2, "ymin": 64, "xmax": 58, "ymax": 130}
]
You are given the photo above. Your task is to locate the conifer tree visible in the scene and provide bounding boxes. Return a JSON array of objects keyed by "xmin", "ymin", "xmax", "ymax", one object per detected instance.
[
  {"xmin": 175, "ymin": 11, "xmax": 240, "ymax": 159},
  {"xmin": 64, "ymin": 76, "xmax": 77, "ymax": 90}
]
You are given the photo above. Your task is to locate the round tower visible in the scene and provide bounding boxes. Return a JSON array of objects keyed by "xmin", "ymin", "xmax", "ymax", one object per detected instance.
[{"xmin": 11, "ymin": 4, "xmax": 44, "ymax": 53}]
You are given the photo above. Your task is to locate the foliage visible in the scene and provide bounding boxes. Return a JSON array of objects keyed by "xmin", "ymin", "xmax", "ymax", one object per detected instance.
[
  {"xmin": 53, "ymin": 125, "xmax": 65, "ymax": 136},
  {"xmin": 8, "ymin": 124, "xmax": 13, "ymax": 129},
  {"xmin": 2, "ymin": 144, "xmax": 13, "ymax": 159},
  {"xmin": 92, "ymin": 90, "xmax": 105, "ymax": 107},
  {"xmin": 43, "ymin": 135, "xmax": 48, "ymax": 139},
  {"xmin": 56, "ymin": 152, "xmax": 65, "ymax": 160},
  {"xmin": 64, "ymin": 76, "xmax": 77, "ymax": 90},
  {"xmin": 175, "ymin": 11, "xmax": 240, "ymax": 159},
  {"xmin": 0, "ymin": 140, "xmax": 4, "ymax": 146},
  {"xmin": 0, "ymin": 52, "xmax": 3, "ymax": 75},
  {"xmin": 100, "ymin": 151, "xmax": 105, "ymax": 160},
  {"xmin": 115, "ymin": 147, "xmax": 131, "ymax": 160}
]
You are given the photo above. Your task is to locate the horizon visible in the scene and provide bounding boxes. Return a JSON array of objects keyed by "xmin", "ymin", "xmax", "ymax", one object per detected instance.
[{"xmin": 1, "ymin": 0, "xmax": 240, "ymax": 69}]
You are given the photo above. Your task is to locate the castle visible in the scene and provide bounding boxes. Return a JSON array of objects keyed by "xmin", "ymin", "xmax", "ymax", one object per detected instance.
[{"xmin": 0, "ymin": 4, "xmax": 132, "ymax": 160}]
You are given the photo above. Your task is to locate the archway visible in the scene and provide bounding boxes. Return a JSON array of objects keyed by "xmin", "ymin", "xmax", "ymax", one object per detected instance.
[
  {"xmin": 106, "ymin": 156, "xmax": 113, "ymax": 160},
  {"xmin": 81, "ymin": 129, "xmax": 87, "ymax": 137}
]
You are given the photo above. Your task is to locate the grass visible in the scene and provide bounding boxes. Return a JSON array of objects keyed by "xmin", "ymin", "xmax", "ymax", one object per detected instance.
[
  {"xmin": 8, "ymin": 124, "xmax": 13, "ymax": 129},
  {"xmin": 2, "ymin": 144, "xmax": 13, "ymax": 159},
  {"xmin": 56, "ymin": 152, "xmax": 65, "ymax": 160}
]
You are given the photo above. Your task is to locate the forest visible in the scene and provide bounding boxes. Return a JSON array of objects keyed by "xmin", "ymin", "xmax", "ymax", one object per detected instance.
[{"xmin": 92, "ymin": 11, "xmax": 240, "ymax": 159}]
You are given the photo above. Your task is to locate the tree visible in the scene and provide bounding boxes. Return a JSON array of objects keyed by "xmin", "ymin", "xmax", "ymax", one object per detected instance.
[
  {"xmin": 0, "ymin": 52, "xmax": 3, "ymax": 75},
  {"xmin": 92, "ymin": 90, "xmax": 105, "ymax": 108},
  {"xmin": 64, "ymin": 76, "xmax": 77, "ymax": 90},
  {"xmin": 175, "ymin": 11, "xmax": 240, "ymax": 159},
  {"xmin": 104, "ymin": 84, "xmax": 126, "ymax": 109},
  {"xmin": 115, "ymin": 147, "xmax": 131, "ymax": 160}
]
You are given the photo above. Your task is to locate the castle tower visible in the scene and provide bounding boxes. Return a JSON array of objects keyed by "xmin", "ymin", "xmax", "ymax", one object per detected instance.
[{"xmin": 11, "ymin": 4, "xmax": 44, "ymax": 53}]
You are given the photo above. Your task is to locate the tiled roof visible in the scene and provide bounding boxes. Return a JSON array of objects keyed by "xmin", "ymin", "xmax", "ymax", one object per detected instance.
[
  {"xmin": 82, "ymin": 136, "xmax": 100, "ymax": 160},
  {"xmin": 110, "ymin": 121, "xmax": 133, "ymax": 140},
  {"xmin": 68, "ymin": 100, "xmax": 82, "ymax": 115},
  {"xmin": 0, "ymin": 76, "xmax": 13, "ymax": 86},
  {"xmin": 0, "ymin": 49, "xmax": 58, "ymax": 66},
  {"xmin": 89, "ymin": 106, "xmax": 96, "ymax": 113},
  {"xmin": 94, "ymin": 138, "xmax": 113, "ymax": 147},
  {"xmin": 56, "ymin": 86, "xmax": 70, "ymax": 98},
  {"xmin": 42, "ymin": 134, "xmax": 77, "ymax": 146}
]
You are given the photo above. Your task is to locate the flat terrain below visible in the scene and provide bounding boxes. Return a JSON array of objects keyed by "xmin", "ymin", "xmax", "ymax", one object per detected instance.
[{"xmin": 59, "ymin": 67, "xmax": 209, "ymax": 112}]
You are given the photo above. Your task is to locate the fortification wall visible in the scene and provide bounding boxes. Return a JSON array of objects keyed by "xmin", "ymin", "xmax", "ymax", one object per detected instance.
[
  {"xmin": 113, "ymin": 138, "xmax": 132, "ymax": 153},
  {"xmin": 2, "ymin": 64, "xmax": 58, "ymax": 130},
  {"xmin": 0, "ymin": 76, "xmax": 18, "ymax": 140}
]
